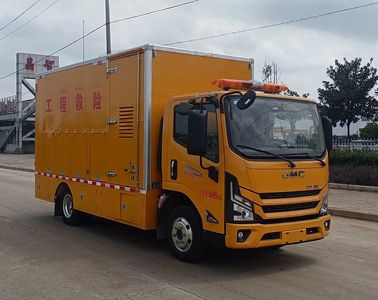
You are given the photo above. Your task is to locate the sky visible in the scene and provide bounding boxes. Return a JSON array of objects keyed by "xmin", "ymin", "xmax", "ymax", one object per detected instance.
[{"xmin": 1, "ymin": 0, "xmax": 378, "ymax": 134}]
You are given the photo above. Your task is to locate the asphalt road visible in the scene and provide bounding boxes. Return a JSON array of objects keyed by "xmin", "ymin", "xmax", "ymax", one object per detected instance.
[{"xmin": 0, "ymin": 168, "xmax": 377, "ymax": 300}]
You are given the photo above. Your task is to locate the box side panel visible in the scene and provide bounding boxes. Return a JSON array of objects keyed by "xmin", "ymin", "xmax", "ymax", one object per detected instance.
[
  {"xmin": 35, "ymin": 62, "xmax": 109, "ymax": 178},
  {"xmin": 35, "ymin": 53, "xmax": 155, "ymax": 230}
]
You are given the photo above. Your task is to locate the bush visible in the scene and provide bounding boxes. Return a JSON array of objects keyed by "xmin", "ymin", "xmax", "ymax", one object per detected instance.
[
  {"xmin": 329, "ymin": 150, "xmax": 378, "ymax": 166},
  {"xmin": 330, "ymin": 165, "xmax": 378, "ymax": 186},
  {"xmin": 329, "ymin": 150, "xmax": 378, "ymax": 186}
]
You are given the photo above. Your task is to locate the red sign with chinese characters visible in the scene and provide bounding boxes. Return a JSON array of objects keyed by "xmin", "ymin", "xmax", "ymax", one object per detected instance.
[
  {"xmin": 200, "ymin": 190, "xmax": 222, "ymax": 201},
  {"xmin": 75, "ymin": 92, "xmax": 84, "ymax": 111},
  {"xmin": 46, "ymin": 99, "xmax": 52, "ymax": 112},
  {"xmin": 59, "ymin": 96, "xmax": 68, "ymax": 112},
  {"xmin": 92, "ymin": 91, "xmax": 102, "ymax": 110},
  {"xmin": 25, "ymin": 57, "xmax": 34, "ymax": 71},
  {"xmin": 43, "ymin": 59, "xmax": 55, "ymax": 71}
]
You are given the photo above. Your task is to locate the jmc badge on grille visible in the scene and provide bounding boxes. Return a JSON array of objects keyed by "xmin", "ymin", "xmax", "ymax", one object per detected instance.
[{"xmin": 282, "ymin": 170, "xmax": 305, "ymax": 179}]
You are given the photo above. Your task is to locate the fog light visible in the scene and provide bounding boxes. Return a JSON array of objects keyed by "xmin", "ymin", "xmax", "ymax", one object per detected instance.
[
  {"xmin": 237, "ymin": 230, "xmax": 251, "ymax": 243},
  {"xmin": 324, "ymin": 220, "xmax": 330, "ymax": 231}
]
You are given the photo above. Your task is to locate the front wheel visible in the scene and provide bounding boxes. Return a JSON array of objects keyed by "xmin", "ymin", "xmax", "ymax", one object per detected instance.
[
  {"xmin": 61, "ymin": 190, "xmax": 84, "ymax": 226},
  {"xmin": 167, "ymin": 206, "xmax": 205, "ymax": 262}
]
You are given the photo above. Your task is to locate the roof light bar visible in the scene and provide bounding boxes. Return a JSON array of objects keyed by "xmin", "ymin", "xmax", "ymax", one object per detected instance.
[{"xmin": 212, "ymin": 79, "xmax": 288, "ymax": 94}]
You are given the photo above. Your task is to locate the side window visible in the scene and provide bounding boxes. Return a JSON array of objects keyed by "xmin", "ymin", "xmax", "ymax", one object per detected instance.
[
  {"xmin": 173, "ymin": 103, "xmax": 219, "ymax": 162},
  {"xmin": 174, "ymin": 111, "xmax": 188, "ymax": 147}
]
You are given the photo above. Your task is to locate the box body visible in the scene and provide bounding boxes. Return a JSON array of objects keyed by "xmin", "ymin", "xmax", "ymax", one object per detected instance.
[{"xmin": 35, "ymin": 45, "xmax": 253, "ymax": 229}]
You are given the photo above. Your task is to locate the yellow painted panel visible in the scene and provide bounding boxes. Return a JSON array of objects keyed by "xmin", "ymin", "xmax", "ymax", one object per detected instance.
[
  {"xmin": 121, "ymin": 194, "xmax": 143, "ymax": 226},
  {"xmin": 70, "ymin": 183, "xmax": 97, "ymax": 215},
  {"xmin": 36, "ymin": 63, "xmax": 109, "ymax": 134},
  {"xmin": 35, "ymin": 176, "xmax": 51, "ymax": 201},
  {"xmin": 44, "ymin": 133, "xmax": 56, "ymax": 173},
  {"xmin": 54, "ymin": 134, "xmax": 70, "ymax": 175},
  {"xmin": 98, "ymin": 189, "xmax": 120, "ymax": 220},
  {"xmin": 70, "ymin": 134, "xmax": 88, "ymax": 178},
  {"xmin": 89, "ymin": 134, "xmax": 107, "ymax": 181},
  {"xmin": 108, "ymin": 54, "xmax": 140, "ymax": 187}
]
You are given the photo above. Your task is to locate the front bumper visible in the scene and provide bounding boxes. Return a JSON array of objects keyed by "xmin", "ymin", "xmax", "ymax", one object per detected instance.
[{"xmin": 225, "ymin": 215, "xmax": 331, "ymax": 249}]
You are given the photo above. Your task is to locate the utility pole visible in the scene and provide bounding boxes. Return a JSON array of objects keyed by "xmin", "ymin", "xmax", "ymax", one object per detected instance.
[
  {"xmin": 82, "ymin": 20, "xmax": 85, "ymax": 61},
  {"xmin": 105, "ymin": 0, "xmax": 111, "ymax": 55}
]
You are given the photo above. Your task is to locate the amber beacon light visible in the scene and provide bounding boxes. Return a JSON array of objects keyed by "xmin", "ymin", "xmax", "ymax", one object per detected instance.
[{"xmin": 212, "ymin": 79, "xmax": 288, "ymax": 94}]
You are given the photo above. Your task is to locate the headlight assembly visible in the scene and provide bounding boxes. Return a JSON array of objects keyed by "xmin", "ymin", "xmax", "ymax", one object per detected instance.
[
  {"xmin": 320, "ymin": 192, "xmax": 329, "ymax": 215},
  {"xmin": 230, "ymin": 182, "xmax": 254, "ymax": 222}
]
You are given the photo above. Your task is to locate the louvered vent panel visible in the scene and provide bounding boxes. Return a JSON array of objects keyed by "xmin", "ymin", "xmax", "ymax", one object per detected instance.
[{"xmin": 119, "ymin": 106, "xmax": 134, "ymax": 138}]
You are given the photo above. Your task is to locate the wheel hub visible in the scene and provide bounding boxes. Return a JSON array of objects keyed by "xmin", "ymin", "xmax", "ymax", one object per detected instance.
[
  {"xmin": 62, "ymin": 194, "xmax": 73, "ymax": 218},
  {"xmin": 171, "ymin": 217, "xmax": 193, "ymax": 252}
]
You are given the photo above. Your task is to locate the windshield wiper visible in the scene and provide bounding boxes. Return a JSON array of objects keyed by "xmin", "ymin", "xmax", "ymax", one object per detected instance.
[
  {"xmin": 283, "ymin": 153, "xmax": 326, "ymax": 167},
  {"xmin": 236, "ymin": 145, "xmax": 296, "ymax": 168}
]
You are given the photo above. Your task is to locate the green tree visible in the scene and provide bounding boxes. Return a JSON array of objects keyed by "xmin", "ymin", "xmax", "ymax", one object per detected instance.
[
  {"xmin": 318, "ymin": 58, "xmax": 378, "ymax": 138},
  {"xmin": 360, "ymin": 123, "xmax": 378, "ymax": 139},
  {"xmin": 284, "ymin": 89, "xmax": 309, "ymax": 98}
]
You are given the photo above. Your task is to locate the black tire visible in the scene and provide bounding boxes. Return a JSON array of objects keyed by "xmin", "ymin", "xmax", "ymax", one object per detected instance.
[
  {"xmin": 60, "ymin": 189, "xmax": 84, "ymax": 226},
  {"xmin": 167, "ymin": 205, "xmax": 205, "ymax": 262}
]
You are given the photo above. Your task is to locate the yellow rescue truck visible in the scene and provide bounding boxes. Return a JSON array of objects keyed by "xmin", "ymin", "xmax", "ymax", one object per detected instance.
[{"xmin": 35, "ymin": 45, "xmax": 332, "ymax": 261}]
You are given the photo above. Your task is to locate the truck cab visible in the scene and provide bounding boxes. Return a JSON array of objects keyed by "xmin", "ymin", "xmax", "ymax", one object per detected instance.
[{"xmin": 160, "ymin": 79, "xmax": 332, "ymax": 261}]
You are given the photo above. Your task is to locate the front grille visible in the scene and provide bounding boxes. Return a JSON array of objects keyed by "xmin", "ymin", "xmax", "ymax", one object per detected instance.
[
  {"xmin": 254, "ymin": 214, "xmax": 320, "ymax": 224},
  {"xmin": 260, "ymin": 189, "xmax": 321, "ymax": 200},
  {"xmin": 262, "ymin": 201, "xmax": 319, "ymax": 213}
]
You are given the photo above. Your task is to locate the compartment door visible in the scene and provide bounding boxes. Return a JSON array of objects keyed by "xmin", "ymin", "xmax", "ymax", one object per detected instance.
[{"xmin": 107, "ymin": 55, "xmax": 140, "ymax": 188}]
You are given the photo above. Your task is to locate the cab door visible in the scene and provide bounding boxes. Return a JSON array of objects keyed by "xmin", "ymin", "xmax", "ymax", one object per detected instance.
[
  {"xmin": 164, "ymin": 101, "xmax": 225, "ymax": 234},
  {"xmin": 107, "ymin": 55, "xmax": 141, "ymax": 188}
]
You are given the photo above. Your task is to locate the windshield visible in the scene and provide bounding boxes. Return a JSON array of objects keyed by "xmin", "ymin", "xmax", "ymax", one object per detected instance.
[{"xmin": 225, "ymin": 96, "xmax": 325, "ymax": 158}]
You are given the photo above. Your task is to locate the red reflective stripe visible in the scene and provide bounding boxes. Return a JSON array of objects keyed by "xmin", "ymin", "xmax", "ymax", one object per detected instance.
[{"xmin": 35, "ymin": 171, "xmax": 145, "ymax": 194}]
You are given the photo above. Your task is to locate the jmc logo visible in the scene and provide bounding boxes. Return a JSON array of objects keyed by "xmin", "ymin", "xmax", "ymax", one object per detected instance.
[{"xmin": 282, "ymin": 170, "xmax": 305, "ymax": 179}]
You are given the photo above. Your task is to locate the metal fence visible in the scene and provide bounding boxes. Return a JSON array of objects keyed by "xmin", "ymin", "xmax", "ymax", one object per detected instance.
[
  {"xmin": 333, "ymin": 138, "xmax": 378, "ymax": 152},
  {"xmin": 0, "ymin": 95, "xmax": 16, "ymax": 115}
]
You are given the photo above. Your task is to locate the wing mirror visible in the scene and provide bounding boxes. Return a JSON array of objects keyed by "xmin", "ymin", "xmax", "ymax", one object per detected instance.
[
  {"xmin": 322, "ymin": 116, "xmax": 333, "ymax": 152},
  {"xmin": 187, "ymin": 109, "xmax": 208, "ymax": 156},
  {"xmin": 236, "ymin": 89, "xmax": 256, "ymax": 110}
]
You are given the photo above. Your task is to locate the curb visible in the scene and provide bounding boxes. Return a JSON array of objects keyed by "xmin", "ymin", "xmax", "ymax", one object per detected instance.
[
  {"xmin": 329, "ymin": 208, "xmax": 378, "ymax": 223},
  {"xmin": 0, "ymin": 165, "xmax": 34, "ymax": 173},
  {"xmin": 329, "ymin": 183, "xmax": 378, "ymax": 193}
]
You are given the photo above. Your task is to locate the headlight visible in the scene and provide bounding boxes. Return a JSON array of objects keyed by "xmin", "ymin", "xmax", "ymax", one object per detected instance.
[
  {"xmin": 320, "ymin": 193, "xmax": 329, "ymax": 215},
  {"xmin": 230, "ymin": 182, "xmax": 254, "ymax": 222}
]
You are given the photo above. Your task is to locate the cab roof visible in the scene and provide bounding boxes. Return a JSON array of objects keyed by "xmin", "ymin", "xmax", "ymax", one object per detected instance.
[{"xmin": 170, "ymin": 90, "xmax": 318, "ymax": 104}]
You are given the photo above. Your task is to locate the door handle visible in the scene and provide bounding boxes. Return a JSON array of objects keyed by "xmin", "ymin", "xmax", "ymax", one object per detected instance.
[
  {"xmin": 124, "ymin": 161, "xmax": 136, "ymax": 174},
  {"xmin": 106, "ymin": 172, "xmax": 117, "ymax": 177},
  {"xmin": 170, "ymin": 160, "xmax": 177, "ymax": 180}
]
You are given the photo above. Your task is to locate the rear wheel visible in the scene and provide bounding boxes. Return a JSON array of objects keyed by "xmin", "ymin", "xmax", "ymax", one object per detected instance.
[
  {"xmin": 61, "ymin": 190, "xmax": 84, "ymax": 226},
  {"xmin": 167, "ymin": 206, "xmax": 205, "ymax": 262}
]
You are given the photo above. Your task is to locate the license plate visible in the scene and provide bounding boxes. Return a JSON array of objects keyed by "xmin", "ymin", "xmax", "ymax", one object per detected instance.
[{"xmin": 282, "ymin": 229, "xmax": 306, "ymax": 244}]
